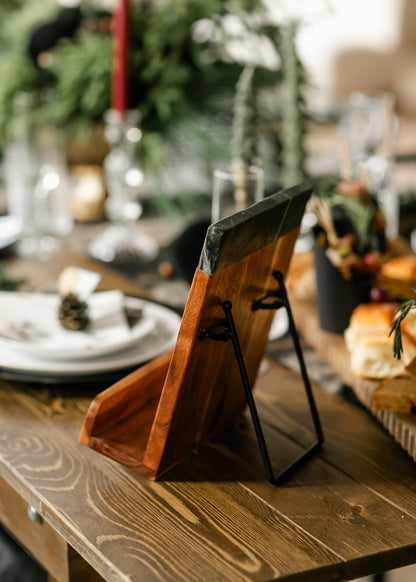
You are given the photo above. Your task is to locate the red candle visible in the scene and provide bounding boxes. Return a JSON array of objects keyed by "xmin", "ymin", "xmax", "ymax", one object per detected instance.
[{"xmin": 112, "ymin": 0, "xmax": 129, "ymax": 114}]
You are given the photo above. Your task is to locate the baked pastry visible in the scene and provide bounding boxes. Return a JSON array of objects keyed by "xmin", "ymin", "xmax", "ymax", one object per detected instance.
[
  {"xmin": 380, "ymin": 255, "xmax": 416, "ymax": 280},
  {"xmin": 402, "ymin": 309, "xmax": 416, "ymax": 344},
  {"xmin": 378, "ymin": 255, "xmax": 416, "ymax": 300},
  {"xmin": 344, "ymin": 302, "xmax": 397, "ymax": 352},
  {"xmin": 350, "ymin": 333, "xmax": 416, "ymax": 379}
]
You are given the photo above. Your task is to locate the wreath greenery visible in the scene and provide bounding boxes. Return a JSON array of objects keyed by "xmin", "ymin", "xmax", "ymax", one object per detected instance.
[{"xmin": 0, "ymin": 0, "xmax": 307, "ymax": 193}]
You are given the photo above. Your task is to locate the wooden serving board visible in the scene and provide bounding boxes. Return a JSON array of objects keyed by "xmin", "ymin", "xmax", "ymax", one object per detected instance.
[
  {"xmin": 291, "ymin": 294, "xmax": 416, "ymax": 463},
  {"xmin": 81, "ymin": 184, "xmax": 312, "ymax": 480}
]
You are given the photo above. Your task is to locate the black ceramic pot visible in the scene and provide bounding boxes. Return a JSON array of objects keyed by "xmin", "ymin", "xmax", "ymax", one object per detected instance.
[{"xmin": 313, "ymin": 240, "xmax": 370, "ymax": 334}]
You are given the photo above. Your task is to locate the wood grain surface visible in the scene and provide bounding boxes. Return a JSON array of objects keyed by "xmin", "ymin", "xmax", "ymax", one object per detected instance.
[
  {"xmin": 1, "ymin": 246, "xmax": 416, "ymax": 581},
  {"xmin": 1, "ymin": 357, "xmax": 416, "ymax": 581},
  {"xmin": 6, "ymin": 252, "xmax": 152, "ymax": 298}
]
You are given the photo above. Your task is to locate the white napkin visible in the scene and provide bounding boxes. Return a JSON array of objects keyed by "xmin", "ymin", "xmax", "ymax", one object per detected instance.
[
  {"xmin": 0, "ymin": 290, "xmax": 135, "ymax": 359},
  {"xmin": 57, "ymin": 266, "xmax": 102, "ymax": 301}
]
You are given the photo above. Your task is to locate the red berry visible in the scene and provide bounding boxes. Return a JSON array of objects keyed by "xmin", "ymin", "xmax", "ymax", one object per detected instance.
[
  {"xmin": 370, "ymin": 286, "xmax": 388, "ymax": 303},
  {"xmin": 362, "ymin": 251, "xmax": 383, "ymax": 272}
]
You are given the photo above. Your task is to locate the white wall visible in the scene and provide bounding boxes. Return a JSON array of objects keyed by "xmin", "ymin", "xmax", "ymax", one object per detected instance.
[{"xmin": 265, "ymin": 0, "xmax": 405, "ymax": 109}]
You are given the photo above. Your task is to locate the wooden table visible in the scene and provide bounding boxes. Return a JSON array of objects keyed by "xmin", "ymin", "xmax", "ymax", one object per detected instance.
[{"xmin": 1, "ymin": 254, "xmax": 416, "ymax": 582}]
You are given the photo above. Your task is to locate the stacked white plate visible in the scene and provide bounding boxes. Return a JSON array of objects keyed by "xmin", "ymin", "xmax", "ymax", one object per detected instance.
[
  {"xmin": 0, "ymin": 290, "xmax": 181, "ymax": 382},
  {"xmin": 0, "ymin": 216, "xmax": 22, "ymax": 251}
]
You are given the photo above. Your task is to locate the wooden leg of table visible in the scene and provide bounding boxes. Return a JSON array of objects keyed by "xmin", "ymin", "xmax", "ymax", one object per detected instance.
[
  {"xmin": 67, "ymin": 546, "xmax": 105, "ymax": 581},
  {"xmin": 47, "ymin": 547, "xmax": 104, "ymax": 582}
]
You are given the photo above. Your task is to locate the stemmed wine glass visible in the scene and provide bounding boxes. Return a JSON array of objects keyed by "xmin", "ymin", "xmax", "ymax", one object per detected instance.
[
  {"xmin": 337, "ymin": 90, "xmax": 399, "ymax": 239},
  {"xmin": 89, "ymin": 109, "xmax": 159, "ymax": 264}
]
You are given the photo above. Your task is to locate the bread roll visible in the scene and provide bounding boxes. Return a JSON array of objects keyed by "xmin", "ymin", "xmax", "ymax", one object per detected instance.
[
  {"xmin": 402, "ymin": 308, "xmax": 416, "ymax": 344},
  {"xmin": 380, "ymin": 255, "xmax": 416, "ymax": 280},
  {"xmin": 344, "ymin": 302, "xmax": 397, "ymax": 352},
  {"xmin": 350, "ymin": 333, "xmax": 416, "ymax": 379},
  {"xmin": 378, "ymin": 255, "xmax": 416, "ymax": 300}
]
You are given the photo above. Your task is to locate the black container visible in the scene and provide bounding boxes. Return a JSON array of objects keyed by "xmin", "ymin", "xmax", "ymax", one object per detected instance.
[{"xmin": 313, "ymin": 240, "xmax": 370, "ymax": 334}]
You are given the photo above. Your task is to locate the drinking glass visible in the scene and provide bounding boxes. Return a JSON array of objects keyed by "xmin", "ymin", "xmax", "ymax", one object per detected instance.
[
  {"xmin": 338, "ymin": 90, "xmax": 399, "ymax": 239},
  {"xmin": 211, "ymin": 165, "xmax": 264, "ymax": 223},
  {"xmin": 89, "ymin": 109, "xmax": 159, "ymax": 264},
  {"xmin": 3, "ymin": 91, "xmax": 73, "ymax": 259}
]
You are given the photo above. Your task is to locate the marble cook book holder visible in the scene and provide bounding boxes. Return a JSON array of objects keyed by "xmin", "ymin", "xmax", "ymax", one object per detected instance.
[{"xmin": 80, "ymin": 183, "xmax": 317, "ymax": 480}]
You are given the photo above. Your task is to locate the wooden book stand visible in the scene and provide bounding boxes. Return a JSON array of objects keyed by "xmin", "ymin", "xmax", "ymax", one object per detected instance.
[{"xmin": 80, "ymin": 183, "xmax": 319, "ymax": 481}]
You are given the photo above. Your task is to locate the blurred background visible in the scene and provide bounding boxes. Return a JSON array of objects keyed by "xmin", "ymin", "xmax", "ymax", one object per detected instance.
[
  {"xmin": 0, "ymin": 0, "xmax": 415, "ymax": 232},
  {"xmin": 1, "ymin": 2, "xmax": 416, "ymax": 581}
]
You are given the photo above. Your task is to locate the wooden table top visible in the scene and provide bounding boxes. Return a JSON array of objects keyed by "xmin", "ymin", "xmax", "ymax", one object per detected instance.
[{"xmin": 1, "ymin": 253, "xmax": 416, "ymax": 582}]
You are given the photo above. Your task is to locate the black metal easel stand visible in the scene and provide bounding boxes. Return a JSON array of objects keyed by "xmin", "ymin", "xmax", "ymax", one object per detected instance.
[{"xmin": 201, "ymin": 270, "xmax": 324, "ymax": 485}]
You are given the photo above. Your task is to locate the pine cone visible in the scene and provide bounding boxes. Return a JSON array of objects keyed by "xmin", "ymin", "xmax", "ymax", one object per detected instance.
[{"xmin": 58, "ymin": 293, "xmax": 89, "ymax": 331}]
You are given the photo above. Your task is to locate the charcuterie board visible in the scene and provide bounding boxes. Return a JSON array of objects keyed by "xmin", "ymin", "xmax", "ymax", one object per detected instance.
[{"xmin": 291, "ymin": 293, "xmax": 416, "ymax": 462}]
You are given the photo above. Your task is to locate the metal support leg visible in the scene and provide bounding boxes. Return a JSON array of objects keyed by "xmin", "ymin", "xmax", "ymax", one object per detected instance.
[
  {"xmin": 223, "ymin": 298, "xmax": 323, "ymax": 484},
  {"xmin": 200, "ymin": 270, "xmax": 323, "ymax": 485}
]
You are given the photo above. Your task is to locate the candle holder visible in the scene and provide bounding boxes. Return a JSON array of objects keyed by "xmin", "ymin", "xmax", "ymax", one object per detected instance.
[{"xmin": 89, "ymin": 109, "xmax": 159, "ymax": 265}]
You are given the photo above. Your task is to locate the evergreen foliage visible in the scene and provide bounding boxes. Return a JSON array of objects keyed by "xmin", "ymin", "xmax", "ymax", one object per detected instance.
[
  {"xmin": 0, "ymin": 0, "xmax": 308, "ymax": 191},
  {"xmin": 279, "ymin": 21, "xmax": 306, "ymax": 188},
  {"xmin": 390, "ymin": 295, "xmax": 416, "ymax": 360},
  {"xmin": 232, "ymin": 65, "xmax": 258, "ymax": 169}
]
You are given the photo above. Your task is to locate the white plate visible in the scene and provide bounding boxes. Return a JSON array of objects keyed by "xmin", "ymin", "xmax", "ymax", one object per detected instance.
[
  {"xmin": 0, "ymin": 215, "xmax": 22, "ymax": 250},
  {"xmin": 0, "ymin": 297, "xmax": 180, "ymax": 378},
  {"xmin": 0, "ymin": 290, "xmax": 156, "ymax": 360}
]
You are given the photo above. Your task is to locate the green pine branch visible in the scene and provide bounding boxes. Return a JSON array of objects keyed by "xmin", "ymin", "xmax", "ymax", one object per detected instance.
[
  {"xmin": 390, "ymin": 293, "xmax": 416, "ymax": 359},
  {"xmin": 232, "ymin": 65, "xmax": 258, "ymax": 169},
  {"xmin": 279, "ymin": 21, "xmax": 306, "ymax": 188}
]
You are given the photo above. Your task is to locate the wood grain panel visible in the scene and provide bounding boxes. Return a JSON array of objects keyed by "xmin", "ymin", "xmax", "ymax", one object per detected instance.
[
  {"xmin": 199, "ymin": 363, "xmax": 416, "ymax": 581},
  {"xmin": 2, "ymin": 357, "xmax": 416, "ymax": 580},
  {"xmin": 0, "ymin": 365, "xmax": 416, "ymax": 582},
  {"xmin": 0, "ymin": 473, "xmax": 69, "ymax": 581},
  {"xmin": 0, "ymin": 472, "xmax": 103, "ymax": 582},
  {"xmin": 3, "ymin": 224, "xmax": 416, "ymax": 581},
  {"xmin": 81, "ymin": 185, "xmax": 313, "ymax": 480},
  {"xmin": 0, "ymin": 377, "xmax": 341, "ymax": 582},
  {"xmin": 257, "ymin": 361, "xmax": 416, "ymax": 514}
]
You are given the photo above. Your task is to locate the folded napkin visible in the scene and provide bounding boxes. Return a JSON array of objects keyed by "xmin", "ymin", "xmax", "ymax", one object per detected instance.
[{"xmin": 0, "ymin": 290, "xmax": 137, "ymax": 359}]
